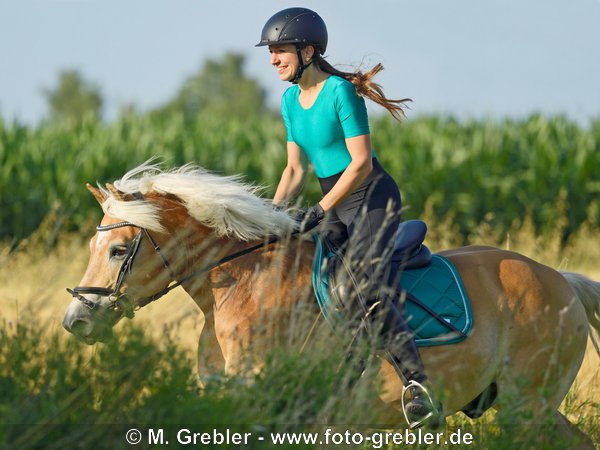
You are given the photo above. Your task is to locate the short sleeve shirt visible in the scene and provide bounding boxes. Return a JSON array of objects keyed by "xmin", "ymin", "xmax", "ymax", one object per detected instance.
[{"xmin": 281, "ymin": 75, "xmax": 374, "ymax": 178}]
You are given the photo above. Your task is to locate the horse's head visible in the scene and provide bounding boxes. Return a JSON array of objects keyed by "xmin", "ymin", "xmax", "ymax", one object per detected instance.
[
  {"xmin": 63, "ymin": 184, "xmax": 178, "ymax": 344},
  {"xmin": 63, "ymin": 162, "xmax": 295, "ymax": 344}
]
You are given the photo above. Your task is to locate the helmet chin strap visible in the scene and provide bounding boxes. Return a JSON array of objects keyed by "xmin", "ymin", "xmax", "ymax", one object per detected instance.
[{"xmin": 291, "ymin": 45, "xmax": 313, "ymax": 84}]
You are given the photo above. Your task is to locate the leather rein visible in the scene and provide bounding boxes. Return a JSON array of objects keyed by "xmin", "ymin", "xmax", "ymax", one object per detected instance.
[{"xmin": 67, "ymin": 220, "xmax": 281, "ymax": 318}]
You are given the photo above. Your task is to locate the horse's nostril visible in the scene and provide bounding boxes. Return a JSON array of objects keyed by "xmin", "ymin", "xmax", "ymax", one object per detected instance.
[{"xmin": 65, "ymin": 318, "xmax": 91, "ymax": 336}]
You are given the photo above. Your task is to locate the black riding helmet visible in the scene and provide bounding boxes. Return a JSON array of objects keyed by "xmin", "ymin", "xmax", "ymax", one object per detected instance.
[{"xmin": 256, "ymin": 7, "xmax": 328, "ymax": 84}]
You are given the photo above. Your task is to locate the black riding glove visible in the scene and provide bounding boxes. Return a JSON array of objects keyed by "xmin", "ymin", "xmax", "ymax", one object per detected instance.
[{"xmin": 294, "ymin": 203, "xmax": 325, "ymax": 232}]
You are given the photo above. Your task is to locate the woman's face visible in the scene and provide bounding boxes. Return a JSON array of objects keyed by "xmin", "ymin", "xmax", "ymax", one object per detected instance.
[{"xmin": 268, "ymin": 44, "xmax": 300, "ymax": 82}]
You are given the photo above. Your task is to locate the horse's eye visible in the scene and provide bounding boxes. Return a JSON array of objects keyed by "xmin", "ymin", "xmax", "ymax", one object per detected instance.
[{"xmin": 109, "ymin": 245, "xmax": 129, "ymax": 259}]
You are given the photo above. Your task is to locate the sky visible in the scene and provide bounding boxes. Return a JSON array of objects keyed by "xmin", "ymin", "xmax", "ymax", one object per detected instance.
[{"xmin": 1, "ymin": 0, "xmax": 599, "ymax": 125}]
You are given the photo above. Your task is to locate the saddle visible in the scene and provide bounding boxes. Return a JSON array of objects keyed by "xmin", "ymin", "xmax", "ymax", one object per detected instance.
[
  {"xmin": 390, "ymin": 219, "xmax": 433, "ymax": 269},
  {"xmin": 312, "ymin": 220, "xmax": 473, "ymax": 347}
]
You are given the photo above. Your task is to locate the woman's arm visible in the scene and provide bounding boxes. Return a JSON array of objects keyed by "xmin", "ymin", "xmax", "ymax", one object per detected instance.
[
  {"xmin": 318, "ymin": 134, "xmax": 373, "ymax": 211},
  {"xmin": 273, "ymin": 141, "xmax": 308, "ymax": 206}
]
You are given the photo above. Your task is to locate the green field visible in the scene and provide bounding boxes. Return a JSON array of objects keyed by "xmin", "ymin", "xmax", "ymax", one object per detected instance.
[
  {"xmin": 1, "ymin": 114, "xmax": 599, "ymax": 246},
  {"xmin": 1, "ymin": 113, "xmax": 599, "ymax": 449}
]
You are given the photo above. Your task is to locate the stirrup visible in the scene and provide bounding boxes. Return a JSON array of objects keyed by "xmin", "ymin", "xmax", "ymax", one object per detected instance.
[{"xmin": 401, "ymin": 379, "xmax": 436, "ymax": 429}]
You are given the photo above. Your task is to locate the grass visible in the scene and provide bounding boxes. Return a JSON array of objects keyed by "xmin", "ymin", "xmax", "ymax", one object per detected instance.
[
  {"xmin": 0, "ymin": 218, "xmax": 599, "ymax": 449},
  {"xmin": 0, "ymin": 313, "xmax": 597, "ymax": 449}
]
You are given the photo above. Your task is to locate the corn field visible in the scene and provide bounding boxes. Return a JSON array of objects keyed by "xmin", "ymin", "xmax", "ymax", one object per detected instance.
[{"xmin": 1, "ymin": 113, "xmax": 598, "ymax": 246}]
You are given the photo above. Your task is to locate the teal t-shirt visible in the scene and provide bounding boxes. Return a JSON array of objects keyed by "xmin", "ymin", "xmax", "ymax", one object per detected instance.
[{"xmin": 281, "ymin": 75, "xmax": 374, "ymax": 178}]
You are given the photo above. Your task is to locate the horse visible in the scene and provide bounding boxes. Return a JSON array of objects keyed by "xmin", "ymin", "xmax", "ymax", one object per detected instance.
[{"xmin": 63, "ymin": 163, "xmax": 600, "ymax": 447}]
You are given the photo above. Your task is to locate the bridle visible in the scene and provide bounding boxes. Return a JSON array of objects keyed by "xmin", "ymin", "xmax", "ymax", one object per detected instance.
[
  {"xmin": 67, "ymin": 221, "xmax": 166, "ymax": 318},
  {"xmin": 67, "ymin": 219, "xmax": 283, "ymax": 319}
]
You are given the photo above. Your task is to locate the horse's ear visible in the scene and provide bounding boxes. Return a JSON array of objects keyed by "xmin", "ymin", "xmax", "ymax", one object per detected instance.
[
  {"xmin": 105, "ymin": 183, "xmax": 128, "ymax": 201},
  {"xmin": 87, "ymin": 183, "xmax": 107, "ymax": 205}
]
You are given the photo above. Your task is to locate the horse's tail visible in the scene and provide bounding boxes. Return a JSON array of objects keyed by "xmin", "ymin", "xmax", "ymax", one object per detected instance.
[{"xmin": 561, "ymin": 271, "xmax": 600, "ymax": 356}]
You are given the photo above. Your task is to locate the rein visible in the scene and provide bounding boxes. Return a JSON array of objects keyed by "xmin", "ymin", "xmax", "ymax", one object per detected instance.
[
  {"xmin": 137, "ymin": 233, "xmax": 281, "ymax": 308},
  {"xmin": 67, "ymin": 220, "xmax": 284, "ymax": 316}
]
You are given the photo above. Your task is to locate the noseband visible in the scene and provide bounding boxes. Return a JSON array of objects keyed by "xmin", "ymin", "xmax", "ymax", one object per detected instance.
[{"xmin": 67, "ymin": 215, "xmax": 282, "ymax": 317}]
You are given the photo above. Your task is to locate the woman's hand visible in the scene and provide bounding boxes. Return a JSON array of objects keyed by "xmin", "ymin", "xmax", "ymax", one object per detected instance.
[{"xmin": 294, "ymin": 203, "xmax": 325, "ymax": 232}]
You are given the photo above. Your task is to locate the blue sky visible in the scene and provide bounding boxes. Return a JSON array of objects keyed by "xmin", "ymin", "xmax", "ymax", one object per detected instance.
[{"xmin": 1, "ymin": 0, "xmax": 599, "ymax": 125}]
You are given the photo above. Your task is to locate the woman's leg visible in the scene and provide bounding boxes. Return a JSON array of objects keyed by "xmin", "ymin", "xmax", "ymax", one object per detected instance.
[
  {"xmin": 334, "ymin": 162, "xmax": 439, "ymax": 426},
  {"xmin": 338, "ymin": 168, "xmax": 426, "ymax": 381}
]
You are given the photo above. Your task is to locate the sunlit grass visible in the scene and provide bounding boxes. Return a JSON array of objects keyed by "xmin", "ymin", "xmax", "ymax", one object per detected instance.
[
  {"xmin": 0, "ymin": 311, "xmax": 597, "ymax": 449},
  {"xmin": 1, "ymin": 215, "xmax": 599, "ymax": 448}
]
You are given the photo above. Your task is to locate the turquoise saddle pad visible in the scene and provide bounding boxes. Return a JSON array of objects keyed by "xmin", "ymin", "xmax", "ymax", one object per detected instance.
[{"xmin": 312, "ymin": 238, "xmax": 473, "ymax": 347}]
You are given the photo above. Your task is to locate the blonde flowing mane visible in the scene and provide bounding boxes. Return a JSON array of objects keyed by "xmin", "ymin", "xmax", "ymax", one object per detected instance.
[{"xmin": 99, "ymin": 162, "xmax": 295, "ymax": 241}]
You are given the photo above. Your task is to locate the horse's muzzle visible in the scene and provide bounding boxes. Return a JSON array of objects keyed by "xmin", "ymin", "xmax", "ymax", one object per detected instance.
[
  {"xmin": 63, "ymin": 311, "xmax": 95, "ymax": 343},
  {"xmin": 63, "ymin": 299, "xmax": 114, "ymax": 344}
]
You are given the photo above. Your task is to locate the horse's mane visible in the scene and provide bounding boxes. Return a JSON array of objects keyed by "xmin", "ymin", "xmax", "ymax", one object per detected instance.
[{"xmin": 99, "ymin": 161, "xmax": 295, "ymax": 241}]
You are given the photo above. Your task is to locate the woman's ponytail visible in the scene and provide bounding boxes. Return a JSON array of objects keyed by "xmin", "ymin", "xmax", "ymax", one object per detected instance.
[{"xmin": 314, "ymin": 54, "xmax": 411, "ymax": 122}]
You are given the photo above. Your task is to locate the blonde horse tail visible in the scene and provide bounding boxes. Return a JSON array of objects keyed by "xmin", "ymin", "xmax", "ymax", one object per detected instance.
[{"xmin": 561, "ymin": 271, "xmax": 600, "ymax": 356}]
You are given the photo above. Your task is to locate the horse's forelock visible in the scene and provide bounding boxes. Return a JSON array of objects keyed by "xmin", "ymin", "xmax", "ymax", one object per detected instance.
[{"xmin": 100, "ymin": 196, "xmax": 165, "ymax": 233}]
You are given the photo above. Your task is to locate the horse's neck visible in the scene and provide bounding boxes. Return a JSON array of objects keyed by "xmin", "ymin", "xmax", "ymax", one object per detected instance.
[
  {"xmin": 181, "ymin": 236, "xmax": 314, "ymax": 374},
  {"xmin": 185, "ymin": 237, "xmax": 315, "ymax": 314}
]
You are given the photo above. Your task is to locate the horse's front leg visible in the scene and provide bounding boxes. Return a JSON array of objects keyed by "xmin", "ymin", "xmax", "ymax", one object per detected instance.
[
  {"xmin": 196, "ymin": 306, "xmax": 226, "ymax": 381},
  {"xmin": 185, "ymin": 282, "xmax": 227, "ymax": 380},
  {"xmin": 214, "ymin": 316, "xmax": 255, "ymax": 375}
]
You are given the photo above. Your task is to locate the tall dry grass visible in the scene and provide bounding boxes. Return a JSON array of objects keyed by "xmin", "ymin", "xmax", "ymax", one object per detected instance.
[
  {"xmin": 1, "ymin": 165, "xmax": 599, "ymax": 448},
  {"xmin": 1, "ymin": 215, "xmax": 598, "ymax": 412}
]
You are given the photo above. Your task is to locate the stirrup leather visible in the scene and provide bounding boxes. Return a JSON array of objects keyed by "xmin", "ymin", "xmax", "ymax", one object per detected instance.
[{"xmin": 401, "ymin": 380, "xmax": 436, "ymax": 429}]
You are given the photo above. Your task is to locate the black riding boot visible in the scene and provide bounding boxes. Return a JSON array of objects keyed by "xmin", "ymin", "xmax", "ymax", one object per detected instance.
[
  {"xmin": 343, "ymin": 309, "xmax": 441, "ymax": 428},
  {"xmin": 377, "ymin": 300, "xmax": 442, "ymax": 428}
]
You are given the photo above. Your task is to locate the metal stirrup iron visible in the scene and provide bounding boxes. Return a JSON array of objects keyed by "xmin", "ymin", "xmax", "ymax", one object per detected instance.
[{"xmin": 401, "ymin": 380, "xmax": 436, "ymax": 429}]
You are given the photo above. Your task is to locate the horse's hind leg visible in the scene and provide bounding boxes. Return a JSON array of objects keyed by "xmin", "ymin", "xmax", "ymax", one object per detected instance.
[
  {"xmin": 493, "ymin": 402, "xmax": 594, "ymax": 450},
  {"xmin": 552, "ymin": 410, "xmax": 595, "ymax": 450},
  {"xmin": 493, "ymin": 373, "xmax": 594, "ymax": 448},
  {"xmin": 493, "ymin": 344, "xmax": 592, "ymax": 448}
]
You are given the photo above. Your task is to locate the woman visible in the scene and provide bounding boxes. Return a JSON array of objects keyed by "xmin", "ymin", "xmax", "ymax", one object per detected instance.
[{"xmin": 256, "ymin": 7, "xmax": 439, "ymax": 428}]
